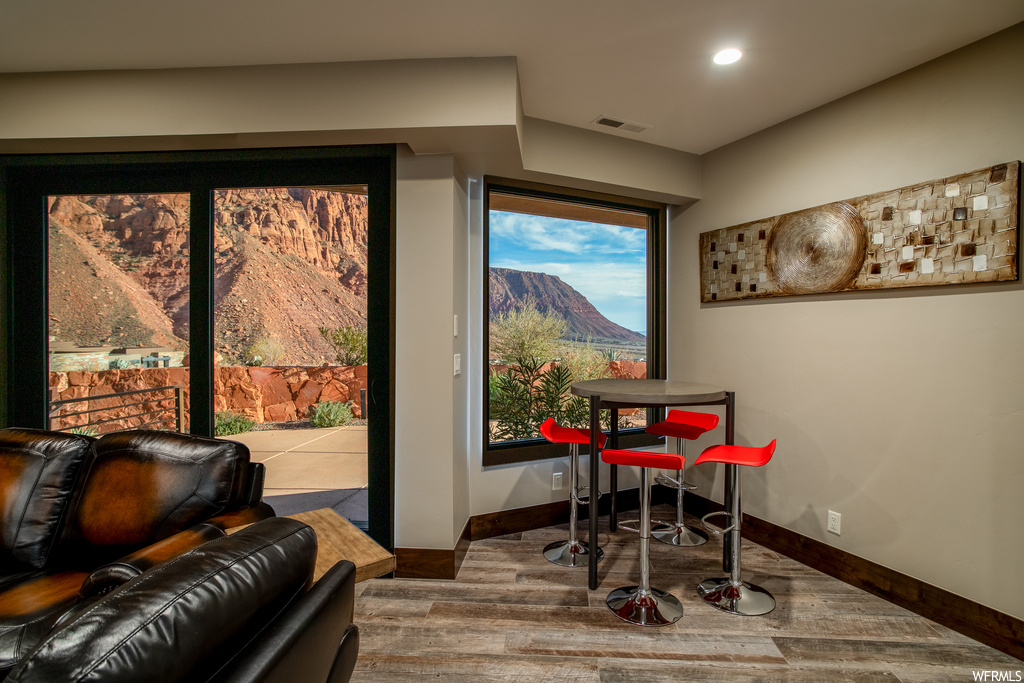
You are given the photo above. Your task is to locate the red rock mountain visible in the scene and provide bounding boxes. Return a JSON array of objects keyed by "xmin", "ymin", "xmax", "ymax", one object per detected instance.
[
  {"xmin": 47, "ymin": 188, "xmax": 368, "ymax": 365},
  {"xmin": 489, "ymin": 267, "xmax": 645, "ymax": 344}
]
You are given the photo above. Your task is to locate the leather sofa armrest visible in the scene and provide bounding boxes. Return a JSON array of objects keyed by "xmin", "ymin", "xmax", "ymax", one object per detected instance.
[
  {"xmin": 328, "ymin": 624, "xmax": 360, "ymax": 683},
  {"xmin": 215, "ymin": 560, "xmax": 357, "ymax": 683},
  {"xmin": 244, "ymin": 462, "xmax": 266, "ymax": 506},
  {"xmin": 206, "ymin": 502, "xmax": 276, "ymax": 532},
  {"xmin": 78, "ymin": 524, "xmax": 225, "ymax": 599}
]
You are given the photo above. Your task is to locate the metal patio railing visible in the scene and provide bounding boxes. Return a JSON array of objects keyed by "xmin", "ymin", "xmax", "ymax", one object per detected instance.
[{"xmin": 49, "ymin": 384, "xmax": 185, "ymax": 434}]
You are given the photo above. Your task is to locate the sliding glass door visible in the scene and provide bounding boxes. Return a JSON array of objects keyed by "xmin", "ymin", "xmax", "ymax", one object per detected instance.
[{"xmin": 1, "ymin": 147, "xmax": 396, "ymax": 549}]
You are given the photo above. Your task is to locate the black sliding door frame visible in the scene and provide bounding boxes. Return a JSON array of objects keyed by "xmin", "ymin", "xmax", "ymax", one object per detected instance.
[{"xmin": 0, "ymin": 145, "xmax": 396, "ymax": 551}]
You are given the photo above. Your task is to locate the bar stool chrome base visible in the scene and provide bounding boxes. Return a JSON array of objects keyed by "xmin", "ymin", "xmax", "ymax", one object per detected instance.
[
  {"xmin": 606, "ymin": 585, "xmax": 683, "ymax": 626},
  {"xmin": 651, "ymin": 521, "xmax": 708, "ymax": 547},
  {"xmin": 697, "ymin": 577, "xmax": 776, "ymax": 616},
  {"xmin": 542, "ymin": 539, "xmax": 602, "ymax": 567}
]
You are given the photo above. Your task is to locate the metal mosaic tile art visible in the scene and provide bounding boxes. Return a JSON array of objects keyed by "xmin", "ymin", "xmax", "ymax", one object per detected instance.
[{"xmin": 699, "ymin": 161, "xmax": 1020, "ymax": 302}]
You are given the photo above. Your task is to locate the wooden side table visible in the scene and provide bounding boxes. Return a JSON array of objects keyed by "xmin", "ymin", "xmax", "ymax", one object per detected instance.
[{"xmin": 287, "ymin": 508, "xmax": 395, "ymax": 583}]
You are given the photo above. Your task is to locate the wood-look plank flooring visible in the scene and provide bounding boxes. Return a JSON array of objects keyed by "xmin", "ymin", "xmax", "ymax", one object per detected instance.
[{"xmin": 351, "ymin": 504, "xmax": 1021, "ymax": 681}]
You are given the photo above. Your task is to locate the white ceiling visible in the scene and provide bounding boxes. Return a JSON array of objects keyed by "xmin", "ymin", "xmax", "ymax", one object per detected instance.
[{"xmin": 3, "ymin": 0, "xmax": 1022, "ymax": 155}]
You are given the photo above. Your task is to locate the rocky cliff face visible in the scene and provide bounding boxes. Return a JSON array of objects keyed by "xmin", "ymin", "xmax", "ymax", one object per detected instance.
[
  {"xmin": 47, "ymin": 188, "xmax": 368, "ymax": 365},
  {"xmin": 489, "ymin": 267, "xmax": 645, "ymax": 344}
]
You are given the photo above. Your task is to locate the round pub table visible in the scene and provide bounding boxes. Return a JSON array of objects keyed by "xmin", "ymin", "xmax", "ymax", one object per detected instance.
[{"xmin": 570, "ymin": 379, "xmax": 735, "ymax": 591}]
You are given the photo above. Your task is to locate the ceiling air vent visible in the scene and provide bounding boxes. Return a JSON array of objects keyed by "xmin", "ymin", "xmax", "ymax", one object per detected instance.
[{"xmin": 593, "ymin": 115, "xmax": 649, "ymax": 134}]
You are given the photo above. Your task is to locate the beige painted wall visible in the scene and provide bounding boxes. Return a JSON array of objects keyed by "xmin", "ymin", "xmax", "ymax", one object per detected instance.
[{"xmin": 670, "ymin": 23, "xmax": 1024, "ymax": 620}]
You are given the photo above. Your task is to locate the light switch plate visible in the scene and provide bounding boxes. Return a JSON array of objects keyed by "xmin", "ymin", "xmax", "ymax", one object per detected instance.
[{"xmin": 453, "ymin": 353, "xmax": 461, "ymax": 376}]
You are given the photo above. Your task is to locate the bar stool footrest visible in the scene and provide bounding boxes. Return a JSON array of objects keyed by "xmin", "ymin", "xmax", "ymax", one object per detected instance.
[
  {"xmin": 616, "ymin": 519, "xmax": 642, "ymax": 533},
  {"xmin": 654, "ymin": 473, "xmax": 697, "ymax": 490},
  {"xmin": 572, "ymin": 486, "xmax": 602, "ymax": 506},
  {"xmin": 700, "ymin": 510, "xmax": 736, "ymax": 535}
]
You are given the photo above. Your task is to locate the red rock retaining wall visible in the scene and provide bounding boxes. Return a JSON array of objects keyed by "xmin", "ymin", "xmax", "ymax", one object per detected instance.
[
  {"xmin": 48, "ymin": 365, "xmax": 367, "ymax": 433},
  {"xmin": 487, "ymin": 360, "xmax": 647, "ymax": 380}
]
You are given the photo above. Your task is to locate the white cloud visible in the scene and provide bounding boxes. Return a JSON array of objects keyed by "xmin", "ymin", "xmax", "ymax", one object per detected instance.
[{"xmin": 490, "ymin": 212, "xmax": 646, "ymax": 254}]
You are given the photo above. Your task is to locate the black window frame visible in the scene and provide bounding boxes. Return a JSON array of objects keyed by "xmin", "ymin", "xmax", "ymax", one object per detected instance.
[
  {"xmin": 483, "ymin": 176, "xmax": 666, "ymax": 467},
  {"xmin": 0, "ymin": 145, "xmax": 397, "ymax": 551}
]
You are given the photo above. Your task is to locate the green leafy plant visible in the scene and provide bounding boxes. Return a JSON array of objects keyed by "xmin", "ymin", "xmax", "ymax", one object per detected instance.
[
  {"xmin": 246, "ymin": 337, "xmax": 285, "ymax": 366},
  {"xmin": 488, "ymin": 302, "xmax": 611, "ymax": 442},
  {"xmin": 65, "ymin": 426, "xmax": 98, "ymax": 436},
  {"xmin": 309, "ymin": 400, "xmax": 354, "ymax": 428},
  {"xmin": 214, "ymin": 411, "xmax": 255, "ymax": 437},
  {"xmin": 318, "ymin": 325, "xmax": 367, "ymax": 366}
]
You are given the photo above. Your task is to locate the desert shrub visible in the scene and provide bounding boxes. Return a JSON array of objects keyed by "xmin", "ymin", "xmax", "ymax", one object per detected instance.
[
  {"xmin": 559, "ymin": 341, "xmax": 611, "ymax": 382},
  {"xmin": 309, "ymin": 400, "xmax": 354, "ymax": 428},
  {"xmin": 214, "ymin": 411, "xmax": 255, "ymax": 437},
  {"xmin": 108, "ymin": 358, "xmax": 134, "ymax": 369},
  {"xmin": 318, "ymin": 325, "xmax": 367, "ymax": 366},
  {"xmin": 246, "ymin": 337, "xmax": 285, "ymax": 366},
  {"xmin": 489, "ymin": 296, "xmax": 565, "ymax": 365}
]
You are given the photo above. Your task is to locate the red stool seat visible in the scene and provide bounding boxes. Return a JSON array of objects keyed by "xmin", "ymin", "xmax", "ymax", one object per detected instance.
[
  {"xmin": 538, "ymin": 418, "xmax": 606, "ymax": 568},
  {"xmin": 693, "ymin": 440, "xmax": 775, "ymax": 468},
  {"xmin": 541, "ymin": 418, "xmax": 607, "ymax": 448},
  {"xmin": 599, "ymin": 448, "xmax": 683, "ymax": 471},
  {"xmin": 646, "ymin": 409, "xmax": 719, "ymax": 440},
  {"xmin": 645, "ymin": 410, "xmax": 720, "ymax": 548}
]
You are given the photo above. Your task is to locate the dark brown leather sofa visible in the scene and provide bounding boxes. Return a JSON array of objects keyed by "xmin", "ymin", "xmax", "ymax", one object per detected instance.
[
  {"xmin": 5, "ymin": 517, "xmax": 359, "ymax": 683},
  {"xmin": 0, "ymin": 427, "xmax": 275, "ymax": 677}
]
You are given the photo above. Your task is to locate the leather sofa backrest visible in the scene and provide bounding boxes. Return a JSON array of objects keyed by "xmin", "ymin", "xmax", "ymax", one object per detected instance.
[
  {"xmin": 60, "ymin": 430, "xmax": 251, "ymax": 567},
  {"xmin": 7, "ymin": 517, "xmax": 316, "ymax": 683},
  {"xmin": 0, "ymin": 429, "xmax": 94, "ymax": 572}
]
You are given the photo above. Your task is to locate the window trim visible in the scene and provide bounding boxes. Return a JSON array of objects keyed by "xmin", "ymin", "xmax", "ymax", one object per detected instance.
[{"xmin": 483, "ymin": 176, "xmax": 666, "ymax": 467}]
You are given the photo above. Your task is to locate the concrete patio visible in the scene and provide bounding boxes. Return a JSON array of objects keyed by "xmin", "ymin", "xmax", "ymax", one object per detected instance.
[{"xmin": 229, "ymin": 425, "xmax": 368, "ymax": 521}]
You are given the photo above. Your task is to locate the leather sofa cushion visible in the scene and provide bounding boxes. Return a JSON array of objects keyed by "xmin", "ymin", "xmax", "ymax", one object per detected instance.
[
  {"xmin": 8, "ymin": 517, "xmax": 316, "ymax": 683},
  {"xmin": 61, "ymin": 430, "xmax": 251, "ymax": 567},
  {"xmin": 0, "ymin": 429, "xmax": 93, "ymax": 571}
]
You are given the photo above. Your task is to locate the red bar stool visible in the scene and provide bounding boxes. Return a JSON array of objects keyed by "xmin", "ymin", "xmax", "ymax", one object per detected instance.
[
  {"xmin": 646, "ymin": 409, "xmax": 719, "ymax": 547},
  {"xmin": 600, "ymin": 447, "xmax": 686, "ymax": 626},
  {"xmin": 694, "ymin": 439, "xmax": 777, "ymax": 616},
  {"xmin": 539, "ymin": 418, "xmax": 607, "ymax": 567}
]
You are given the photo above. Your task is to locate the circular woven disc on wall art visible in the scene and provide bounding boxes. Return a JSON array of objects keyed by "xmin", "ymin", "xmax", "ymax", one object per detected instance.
[{"xmin": 766, "ymin": 202, "xmax": 867, "ymax": 295}]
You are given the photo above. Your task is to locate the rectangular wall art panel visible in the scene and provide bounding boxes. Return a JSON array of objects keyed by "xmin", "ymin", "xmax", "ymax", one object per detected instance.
[{"xmin": 699, "ymin": 161, "xmax": 1019, "ymax": 303}]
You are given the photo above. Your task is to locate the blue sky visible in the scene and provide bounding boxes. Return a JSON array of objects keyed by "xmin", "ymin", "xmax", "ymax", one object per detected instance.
[{"xmin": 489, "ymin": 211, "xmax": 647, "ymax": 333}]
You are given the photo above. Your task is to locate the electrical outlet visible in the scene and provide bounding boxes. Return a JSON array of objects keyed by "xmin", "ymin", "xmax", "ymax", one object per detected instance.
[
  {"xmin": 552, "ymin": 472, "xmax": 563, "ymax": 490},
  {"xmin": 827, "ymin": 510, "xmax": 841, "ymax": 535}
]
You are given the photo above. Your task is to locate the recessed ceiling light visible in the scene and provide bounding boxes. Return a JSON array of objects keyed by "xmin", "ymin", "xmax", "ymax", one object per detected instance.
[{"xmin": 713, "ymin": 48, "xmax": 742, "ymax": 65}]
